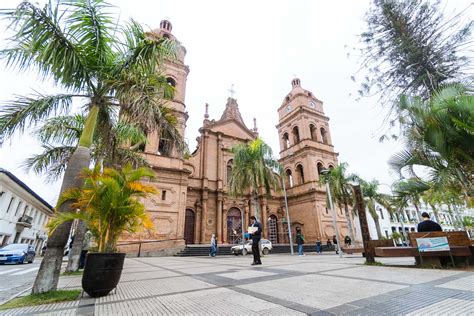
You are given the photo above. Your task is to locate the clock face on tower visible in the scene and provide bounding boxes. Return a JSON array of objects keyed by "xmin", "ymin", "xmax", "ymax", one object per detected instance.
[
  {"xmin": 309, "ymin": 101, "xmax": 315, "ymax": 108},
  {"xmin": 286, "ymin": 104, "xmax": 292, "ymax": 113}
]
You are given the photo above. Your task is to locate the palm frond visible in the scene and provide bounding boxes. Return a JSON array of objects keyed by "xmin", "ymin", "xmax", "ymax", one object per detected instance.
[
  {"xmin": 23, "ymin": 144, "xmax": 76, "ymax": 182},
  {"xmin": 0, "ymin": 93, "xmax": 74, "ymax": 144},
  {"xmin": 0, "ymin": 1, "xmax": 90, "ymax": 90}
]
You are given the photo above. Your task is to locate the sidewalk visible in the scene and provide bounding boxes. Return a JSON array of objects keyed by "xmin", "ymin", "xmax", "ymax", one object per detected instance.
[{"xmin": 1, "ymin": 253, "xmax": 472, "ymax": 315}]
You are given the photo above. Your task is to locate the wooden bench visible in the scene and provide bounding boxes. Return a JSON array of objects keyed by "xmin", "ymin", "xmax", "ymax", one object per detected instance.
[
  {"xmin": 342, "ymin": 239, "xmax": 393, "ymax": 255},
  {"xmin": 375, "ymin": 231, "xmax": 472, "ymax": 266}
]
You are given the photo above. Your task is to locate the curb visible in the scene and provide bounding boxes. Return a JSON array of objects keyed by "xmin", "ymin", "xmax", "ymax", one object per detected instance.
[{"xmin": 0, "ymin": 286, "xmax": 32, "ymax": 306}]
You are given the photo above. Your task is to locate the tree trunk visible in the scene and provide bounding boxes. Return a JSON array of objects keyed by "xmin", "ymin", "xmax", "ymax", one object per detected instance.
[
  {"xmin": 413, "ymin": 203, "xmax": 422, "ymax": 221},
  {"xmin": 429, "ymin": 203, "xmax": 440, "ymax": 224},
  {"xmin": 66, "ymin": 220, "xmax": 86, "ymax": 272},
  {"xmin": 32, "ymin": 146, "xmax": 91, "ymax": 293},
  {"xmin": 32, "ymin": 106, "xmax": 98, "ymax": 294},
  {"xmin": 342, "ymin": 193, "xmax": 355, "ymax": 243},
  {"xmin": 374, "ymin": 217, "xmax": 383, "ymax": 240}
]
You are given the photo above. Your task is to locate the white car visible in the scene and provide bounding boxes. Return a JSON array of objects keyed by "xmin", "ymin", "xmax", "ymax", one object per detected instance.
[{"xmin": 231, "ymin": 239, "xmax": 273, "ymax": 256}]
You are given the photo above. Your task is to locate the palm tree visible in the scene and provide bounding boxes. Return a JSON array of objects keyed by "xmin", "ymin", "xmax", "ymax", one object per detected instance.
[
  {"xmin": 0, "ymin": 1, "xmax": 181, "ymax": 293},
  {"xmin": 228, "ymin": 138, "xmax": 280, "ymax": 236},
  {"xmin": 392, "ymin": 179, "xmax": 431, "ymax": 222},
  {"xmin": 360, "ymin": 179, "xmax": 392, "ymax": 240},
  {"xmin": 49, "ymin": 164, "xmax": 156, "ymax": 253},
  {"xmin": 390, "ymin": 84, "xmax": 474, "ymax": 200},
  {"xmin": 24, "ymin": 114, "xmax": 150, "ymax": 182},
  {"xmin": 319, "ymin": 162, "xmax": 355, "ymax": 244}
]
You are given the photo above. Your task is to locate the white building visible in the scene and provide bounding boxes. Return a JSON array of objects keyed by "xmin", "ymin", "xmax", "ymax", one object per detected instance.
[
  {"xmin": 354, "ymin": 202, "xmax": 460, "ymax": 243},
  {"xmin": 0, "ymin": 168, "xmax": 53, "ymax": 252}
]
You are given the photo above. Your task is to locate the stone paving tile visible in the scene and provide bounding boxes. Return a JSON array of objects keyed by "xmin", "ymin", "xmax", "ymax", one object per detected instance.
[
  {"xmin": 119, "ymin": 270, "xmax": 180, "ymax": 282},
  {"xmin": 238, "ymin": 273, "xmax": 406, "ymax": 310},
  {"xmin": 0, "ymin": 300, "xmax": 79, "ymax": 315},
  {"xmin": 436, "ymin": 275, "xmax": 474, "ymax": 292},
  {"xmin": 275, "ymin": 262, "xmax": 355, "ymax": 273},
  {"xmin": 57, "ymin": 276, "xmax": 82, "ymax": 289},
  {"xmin": 406, "ymin": 298, "xmax": 474, "ymax": 316},
  {"xmin": 322, "ymin": 265, "xmax": 463, "ymax": 285},
  {"xmin": 217, "ymin": 270, "xmax": 276, "ymax": 280},
  {"xmin": 94, "ymin": 287, "xmax": 304, "ymax": 315},
  {"xmin": 95, "ymin": 275, "xmax": 215, "ymax": 304}
]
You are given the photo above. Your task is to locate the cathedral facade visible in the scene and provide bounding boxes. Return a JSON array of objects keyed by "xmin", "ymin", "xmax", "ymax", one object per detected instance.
[{"xmin": 121, "ymin": 20, "xmax": 352, "ymax": 253}]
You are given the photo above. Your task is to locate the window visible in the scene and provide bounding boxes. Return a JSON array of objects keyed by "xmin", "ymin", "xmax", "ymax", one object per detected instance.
[
  {"xmin": 309, "ymin": 124, "xmax": 317, "ymax": 141},
  {"xmin": 292, "ymin": 126, "xmax": 300, "ymax": 144},
  {"xmin": 285, "ymin": 169, "xmax": 294, "ymax": 188},
  {"xmin": 378, "ymin": 207, "xmax": 384, "ymax": 219},
  {"xmin": 6, "ymin": 197, "xmax": 14, "ymax": 213},
  {"xmin": 282, "ymin": 133, "xmax": 290, "ymax": 149},
  {"xmin": 385, "ymin": 231, "xmax": 389, "ymax": 238},
  {"xmin": 317, "ymin": 162, "xmax": 324, "ymax": 175},
  {"xmin": 15, "ymin": 202, "xmax": 22, "ymax": 216},
  {"xmin": 161, "ymin": 190, "xmax": 167, "ymax": 201},
  {"xmin": 296, "ymin": 164, "xmax": 305, "ymax": 184},
  {"xmin": 325, "ymin": 207, "xmax": 329, "ymax": 214},
  {"xmin": 166, "ymin": 77, "xmax": 176, "ymax": 87},
  {"xmin": 158, "ymin": 130, "xmax": 173, "ymax": 156},
  {"xmin": 320, "ymin": 127, "xmax": 328, "ymax": 144},
  {"xmin": 227, "ymin": 160, "xmax": 233, "ymax": 185}
]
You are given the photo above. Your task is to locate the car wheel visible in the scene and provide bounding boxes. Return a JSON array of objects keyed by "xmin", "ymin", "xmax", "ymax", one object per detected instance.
[
  {"xmin": 28, "ymin": 256, "xmax": 34, "ymax": 264},
  {"xmin": 262, "ymin": 248, "xmax": 269, "ymax": 255},
  {"xmin": 242, "ymin": 249, "xmax": 248, "ymax": 256}
]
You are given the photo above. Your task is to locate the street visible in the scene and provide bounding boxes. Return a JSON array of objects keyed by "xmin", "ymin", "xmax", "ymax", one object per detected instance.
[{"xmin": 0, "ymin": 258, "xmax": 42, "ymax": 303}]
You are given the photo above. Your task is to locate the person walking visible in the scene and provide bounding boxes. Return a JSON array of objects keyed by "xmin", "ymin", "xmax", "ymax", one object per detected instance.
[
  {"xmin": 296, "ymin": 228, "xmax": 305, "ymax": 256},
  {"xmin": 326, "ymin": 238, "xmax": 332, "ymax": 251},
  {"xmin": 344, "ymin": 235, "xmax": 351, "ymax": 247},
  {"xmin": 315, "ymin": 237, "xmax": 322, "ymax": 254},
  {"xmin": 417, "ymin": 212, "xmax": 442, "ymax": 232},
  {"xmin": 249, "ymin": 216, "xmax": 262, "ymax": 265},
  {"xmin": 333, "ymin": 235, "xmax": 338, "ymax": 254},
  {"xmin": 209, "ymin": 233, "xmax": 217, "ymax": 257}
]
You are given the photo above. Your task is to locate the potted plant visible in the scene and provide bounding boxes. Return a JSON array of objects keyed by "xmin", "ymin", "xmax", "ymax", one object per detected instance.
[{"xmin": 49, "ymin": 164, "xmax": 156, "ymax": 297}]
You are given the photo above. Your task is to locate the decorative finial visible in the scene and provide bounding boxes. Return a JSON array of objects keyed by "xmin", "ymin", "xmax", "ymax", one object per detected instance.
[
  {"xmin": 204, "ymin": 103, "xmax": 209, "ymax": 119},
  {"xmin": 253, "ymin": 118, "xmax": 258, "ymax": 132},
  {"xmin": 228, "ymin": 84, "xmax": 236, "ymax": 99}
]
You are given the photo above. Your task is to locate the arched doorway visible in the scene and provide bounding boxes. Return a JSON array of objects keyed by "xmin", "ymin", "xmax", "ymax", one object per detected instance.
[
  {"xmin": 184, "ymin": 209, "xmax": 195, "ymax": 244},
  {"xmin": 268, "ymin": 215, "xmax": 278, "ymax": 244},
  {"xmin": 226, "ymin": 208, "xmax": 242, "ymax": 244}
]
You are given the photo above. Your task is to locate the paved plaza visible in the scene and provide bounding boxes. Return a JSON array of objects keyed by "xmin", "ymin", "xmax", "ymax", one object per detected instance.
[{"xmin": 1, "ymin": 253, "xmax": 473, "ymax": 315}]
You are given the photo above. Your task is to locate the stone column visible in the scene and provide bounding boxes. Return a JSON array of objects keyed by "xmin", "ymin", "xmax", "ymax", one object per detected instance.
[
  {"xmin": 201, "ymin": 195, "xmax": 208, "ymax": 244},
  {"xmin": 261, "ymin": 197, "xmax": 268, "ymax": 239},
  {"xmin": 223, "ymin": 206, "xmax": 228, "ymax": 244},
  {"xmin": 195, "ymin": 204, "xmax": 202, "ymax": 244},
  {"xmin": 217, "ymin": 194, "xmax": 223, "ymax": 244}
]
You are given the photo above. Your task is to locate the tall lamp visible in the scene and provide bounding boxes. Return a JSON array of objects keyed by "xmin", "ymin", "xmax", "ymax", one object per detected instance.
[
  {"xmin": 281, "ymin": 176, "xmax": 295, "ymax": 255},
  {"xmin": 320, "ymin": 169, "xmax": 343, "ymax": 257}
]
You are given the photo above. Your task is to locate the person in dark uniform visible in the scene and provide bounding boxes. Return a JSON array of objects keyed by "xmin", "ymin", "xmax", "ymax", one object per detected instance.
[
  {"xmin": 249, "ymin": 216, "xmax": 262, "ymax": 265},
  {"xmin": 417, "ymin": 212, "xmax": 442, "ymax": 232}
]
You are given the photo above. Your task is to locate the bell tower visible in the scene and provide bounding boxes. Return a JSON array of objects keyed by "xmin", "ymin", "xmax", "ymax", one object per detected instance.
[
  {"xmin": 276, "ymin": 78, "xmax": 347, "ymax": 242},
  {"xmin": 145, "ymin": 19, "xmax": 190, "ymax": 157}
]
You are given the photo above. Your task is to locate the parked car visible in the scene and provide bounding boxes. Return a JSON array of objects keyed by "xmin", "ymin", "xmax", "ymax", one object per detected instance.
[
  {"xmin": 231, "ymin": 239, "xmax": 273, "ymax": 256},
  {"xmin": 0, "ymin": 243, "xmax": 36, "ymax": 264}
]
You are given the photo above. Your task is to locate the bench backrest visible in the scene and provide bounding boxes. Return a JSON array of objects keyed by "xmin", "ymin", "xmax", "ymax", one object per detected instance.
[
  {"xmin": 369, "ymin": 239, "xmax": 394, "ymax": 248},
  {"xmin": 408, "ymin": 231, "xmax": 470, "ymax": 248}
]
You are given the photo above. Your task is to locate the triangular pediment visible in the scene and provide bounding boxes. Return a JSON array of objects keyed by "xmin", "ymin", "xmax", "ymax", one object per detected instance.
[{"xmin": 207, "ymin": 119, "xmax": 255, "ymax": 140}]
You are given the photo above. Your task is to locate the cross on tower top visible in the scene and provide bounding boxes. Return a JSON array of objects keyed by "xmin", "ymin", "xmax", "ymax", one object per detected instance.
[{"xmin": 228, "ymin": 84, "xmax": 236, "ymax": 98}]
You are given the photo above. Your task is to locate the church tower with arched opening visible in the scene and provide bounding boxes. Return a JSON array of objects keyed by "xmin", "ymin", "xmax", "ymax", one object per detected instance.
[{"xmin": 276, "ymin": 78, "xmax": 349, "ymax": 242}]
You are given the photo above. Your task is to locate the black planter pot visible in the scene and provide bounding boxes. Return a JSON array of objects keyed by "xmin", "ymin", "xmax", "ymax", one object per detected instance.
[{"xmin": 82, "ymin": 252, "xmax": 126, "ymax": 297}]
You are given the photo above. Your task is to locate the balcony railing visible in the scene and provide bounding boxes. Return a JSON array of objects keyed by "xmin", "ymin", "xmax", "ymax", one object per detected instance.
[{"xmin": 17, "ymin": 215, "xmax": 33, "ymax": 227}]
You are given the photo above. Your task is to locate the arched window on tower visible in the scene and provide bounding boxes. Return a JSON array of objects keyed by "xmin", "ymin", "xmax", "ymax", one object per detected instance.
[
  {"xmin": 296, "ymin": 164, "xmax": 305, "ymax": 184},
  {"xmin": 309, "ymin": 124, "xmax": 317, "ymax": 141},
  {"xmin": 292, "ymin": 126, "xmax": 300, "ymax": 144},
  {"xmin": 227, "ymin": 159, "xmax": 233, "ymax": 186},
  {"xmin": 285, "ymin": 169, "xmax": 294, "ymax": 188},
  {"xmin": 282, "ymin": 133, "xmax": 290, "ymax": 149},
  {"xmin": 317, "ymin": 162, "xmax": 324, "ymax": 175},
  {"xmin": 158, "ymin": 130, "xmax": 173, "ymax": 156},
  {"xmin": 328, "ymin": 164, "xmax": 334, "ymax": 170},
  {"xmin": 320, "ymin": 127, "xmax": 328, "ymax": 144},
  {"xmin": 166, "ymin": 77, "xmax": 176, "ymax": 87}
]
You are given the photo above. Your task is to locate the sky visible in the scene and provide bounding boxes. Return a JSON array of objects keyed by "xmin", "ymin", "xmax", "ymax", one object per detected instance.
[{"xmin": 0, "ymin": 0, "xmax": 470, "ymax": 205}]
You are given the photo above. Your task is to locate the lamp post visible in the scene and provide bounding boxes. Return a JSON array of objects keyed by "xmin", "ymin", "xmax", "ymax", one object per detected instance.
[
  {"xmin": 281, "ymin": 177, "xmax": 295, "ymax": 255},
  {"xmin": 320, "ymin": 169, "xmax": 343, "ymax": 257}
]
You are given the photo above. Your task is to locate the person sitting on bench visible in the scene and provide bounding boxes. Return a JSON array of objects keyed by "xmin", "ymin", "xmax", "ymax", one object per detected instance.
[{"xmin": 417, "ymin": 212, "xmax": 442, "ymax": 232}]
